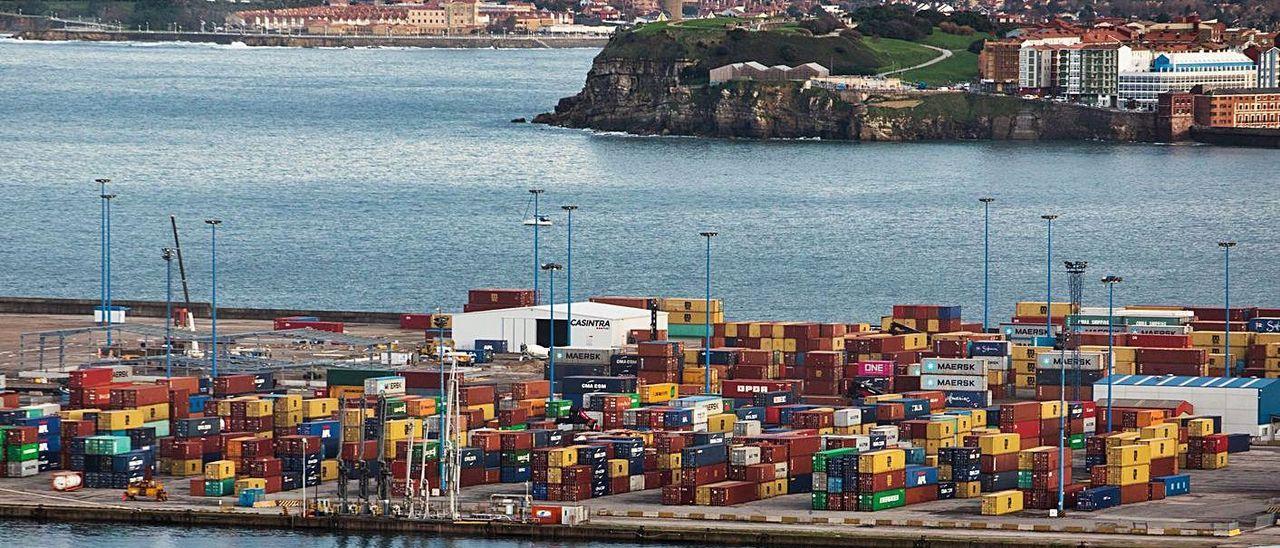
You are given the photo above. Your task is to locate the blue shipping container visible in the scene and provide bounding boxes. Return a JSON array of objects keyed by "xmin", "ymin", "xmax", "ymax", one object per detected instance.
[
  {"xmin": 904, "ymin": 465, "xmax": 938, "ymax": 487},
  {"xmin": 1075, "ymin": 486, "xmax": 1120, "ymax": 511},
  {"xmin": 1153, "ymin": 474, "xmax": 1190, "ymax": 496}
]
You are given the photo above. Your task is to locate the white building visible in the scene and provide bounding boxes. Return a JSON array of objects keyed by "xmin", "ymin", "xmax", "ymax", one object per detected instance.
[
  {"xmin": 1095, "ymin": 374, "xmax": 1280, "ymax": 438},
  {"xmin": 451, "ymin": 302, "xmax": 668, "ymax": 351},
  {"xmin": 1118, "ymin": 51, "xmax": 1258, "ymax": 108},
  {"xmin": 1258, "ymin": 46, "xmax": 1279, "ymax": 88}
]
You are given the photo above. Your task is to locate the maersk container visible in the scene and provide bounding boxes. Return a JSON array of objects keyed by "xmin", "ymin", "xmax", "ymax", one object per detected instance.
[
  {"xmin": 553, "ymin": 346, "xmax": 616, "ymax": 366},
  {"xmin": 735, "ymin": 406, "xmax": 763, "ymax": 422},
  {"xmin": 1075, "ymin": 486, "xmax": 1120, "ymax": 511},
  {"xmin": 460, "ymin": 447, "xmax": 484, "ymax": 468},
  {"xmin": 363, "ymin": 376, "xmax": 406, "ymax": 396},
  {"xmin": 969, "ymin": 340, "xmax": 1010, "ymax": 357},
  {"xmin": 1153, "ymin": 474, "xmax": 1190, "ymax": 496},
  {"xmin": 1246, "ymin": 317, "xmax": 1280, "ymax": 333},
  {"xmin": 944, "ymin": 391, "xmax": 990, "ymax": 408},
  {"xmin": 110, "ymin": 450, "xmax": 151, "ymax": 473},
  {"xmin": 173, "ymin": 417, "xmax": 220, "ymax": 438},
  {"xmin": 681, "ymin": 443, "xmax": 728, "ymax": 468}
]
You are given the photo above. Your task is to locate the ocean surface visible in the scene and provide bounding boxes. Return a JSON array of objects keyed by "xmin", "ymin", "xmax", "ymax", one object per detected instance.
[
  {"xmin": 0, "ymin": 519, "xmax": 670, "ymax": 547},
  {"xmin": 1, "ymin": 39, "xmax": 1278, "ymax": 323}
]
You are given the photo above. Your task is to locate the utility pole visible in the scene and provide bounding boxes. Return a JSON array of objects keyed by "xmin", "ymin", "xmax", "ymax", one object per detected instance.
[
  {"xmin": 979, "ymin": 197, "xmax": 994, "ymax": 331},
  {"xmin": 561, "ymin": 205, "xmax": 577, "ymax": 345},
  {"xmin": 700, "ymin": 231, "xmax": 717, "ymax": 395},
  {"xmin": 1218, "ymin": 241, "xmax": 1236, "ymax": 377},
  {"xmin": 1100, "ymin": 275, "xmax": 1123, "ymax": 432},
  {"xmin": 205, "ymin": 219, "xmax": 222, "ymax": 377}
]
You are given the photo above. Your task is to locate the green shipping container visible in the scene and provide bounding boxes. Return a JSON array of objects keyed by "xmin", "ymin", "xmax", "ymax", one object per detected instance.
[
  {"xmin": 811, "ymin": 492, "xmax": 828, "ymax": 510},
  {"xmin": 667, "ymin": 323, "xmax": 707, "ymax": 339},
  {"xmin": 501, "ymin": 450, "xmax": 531, "ymax": 466},
  {"xmin": 546, "ymin": 399, "xmax": 573, "ymax": 418},
  {"xmin": 85, "ymin": 435, "xmax": 132, "ymax": 456},
  {"xmin": 405, "ymin": 441, "xmax": 440, "ymax": 462},
  {"xmin": 1017, "ymin": 470, "xmax": 1033, "ymax": 489},
  {"xmin": 626, "ymin": 393, "xmax": 641, "ymax": 408},
  {"xmin": 326, "ymin": 369, "xmax": 395, "ymax": 387},
  {"xmin": 1069, "ymin": 433, "xmax": 1086, "ymax": 450},
  {"xmin": 382, "ymin": 399, "xmax": 409, "ymax": 419},
  {"xmin": 6, "ymin": 443, "xmax": 37, "ymax": 461},
  {"xmin": 858, "ymin": 488, "xmax": 907, "ymax": 511},
  {"xmin": 205, "ymin": 478, "xmax": 236, "ymax": 497},
  {"xmin": 144, "ymin": 420, "xmax": 171, "ymax": 438},
  {"xmin": 499, "ymin": 423, "xmax": 529, "ymax": 431}
]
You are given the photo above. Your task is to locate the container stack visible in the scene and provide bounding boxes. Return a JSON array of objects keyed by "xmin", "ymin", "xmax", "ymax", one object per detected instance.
[
  {"xmin": 660, "ymin": 298, "xmax": 724, "ymax": 339},
  {"xmin": 1015, "ymin": 446, "xmax": 1075, "ymax": 510},
  {"xmin": 975, "ymin": 432, "xmax": 1019, "ymax": 494},
  {"xmin": 881, "ymin": 305, "xmax": 964, "ymax": 335},
  {"xmin": 637, "ymin": 341, "xmax": 683, "ymax": 385}
]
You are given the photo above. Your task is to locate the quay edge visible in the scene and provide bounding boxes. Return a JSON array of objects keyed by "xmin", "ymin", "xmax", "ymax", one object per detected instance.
[{"xmin": 0, "ymin": 503, "xmax": 1222, "ymax": 548}]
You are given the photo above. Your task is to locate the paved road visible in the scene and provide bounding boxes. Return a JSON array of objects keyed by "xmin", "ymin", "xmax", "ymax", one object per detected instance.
[{"xmin": 877, "ymin": 43, "xmax": 952, "ymax": 77}]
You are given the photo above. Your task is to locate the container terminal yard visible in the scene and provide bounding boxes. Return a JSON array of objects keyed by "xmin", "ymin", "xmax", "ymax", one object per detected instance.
[{"xmin": 1, "ymin": 288, "xmax": 1279, "ymax": 548}]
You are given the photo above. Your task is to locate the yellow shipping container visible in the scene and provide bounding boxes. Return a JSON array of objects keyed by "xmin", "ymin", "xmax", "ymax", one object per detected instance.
[
  {"xmin": 1104, "ymin": 432, "xmax": 1141, "ymax": 449},
  {"xmin": 275, "ymin": 410, "xmax": 303, "ymax": 428},
  {"xmin": 956, "ymin": 481, "xmax": 983, "ymax": 498},
  {"xmin": 98, "ymin": 409, "xmax": 145, "ymax": 431},
  {"xmin": 548, "ymin": 447, "xmax": 578, "ymax": 468},
  {"xmin": 858, "ymin": 449, "xmax": 907, "ymax": 473},
  {"xmin": 137, "ymin": 403, "xmax": 169, "ymax": 422},
  {"xmin": 1202, "ymin": 452, "xmax": 1229, "ymax": 470},
  {"xmin": 1266, "ymin": 342, "xmax": 1280, "ymax": 357},
  {"xmin": 1186, "ymin": 418, "xmax": 1215, "ymax": 438},
  {"xmin": 757, "ymin": 478, "xmax": 787, "ymax": 499},
  {"xmin": 170, "ymin": 459, "xmax": 202, "ymax": 477},
  {"xmin": 640, "ymin": 383, "xmax": 678, "ymax": 404},
  {"xmin": 608, "ymin": 459, "xmax": 629, "ymax": 478},
  {"xmin": 671, "ymin": 311, "xmax": 725, "ymax": 325},
  {"xmin": 1012, "ymin": 360, "xmax": 1035, "ymax": 375},
  {"xmin": 204, "ymin": 460, "xmax": 236, "ymax": 480},
  {"xmin": 328, "ymin": 386, "xmax": 364, "ymax": 399},
  {"xmin": 467, "ymin": 403, "xmax": 495, "ymax": 421},
  {"xmin": 270, "ymin": 394, "xmax": 303, "ymax": 412},
  {"xmin": 1143, "ymin": 438, "xmax": 1176, "ymax": 459},
  {"xmin": 980, "ymin": 490, "xmax": 1024, "ymax": 516},
  {"xmin": 706, "ymin": 413, "xmax": 736, "ymax": 433},
  {"xmin": 695, "ymin": 485, "xmax": 712, "ymax": 506},
  {"xmin": 322, "ymin": 459, "xmax": 339, "ymax": 481},
  {"xmin": 383, "ymin": 418, "xmax": 423, "ymax": 441},
  {"xmin": 964, "ymin": 408, "xmax": 987, "ymax": 426},
  {"xmin": 1140, "ymin": 423, "xmax": 1177, "ymax": 440},
  {"xmin": 948, "ymin": 413, "xmax": 973, "ymax": 433},
  {"xmin": 245, "ymin": 400, "xmax": 273, "ymax": 418},
  {"xmin": 987, "ymin": 370, "xmax": 1007, "ymax": 386},
  {"xmin": 779, "ymin": 338, "xmax": 797, "ymax": 353},
  {"xmin": 234, "ymin": 478, "xmax": 267, "ymax": 495},
  {"xmin": 1010, "ymin": 345, "xmax": 1051, "ymax": 361},
  {"xmin": 1190, "ymin": 331, "xmax": 1229, "ymax": 348},
  {"xmin": 660, "ymin": 298, "xmax": 723, "ymax": 313},
  {"xmin": 926, "ymin": 420, "xmax": 955, "ymax": 440},
  {"xmin": 924, "ymin": 437, "xmax": 957, "ymax": 455},
  {"xmin": 1107, "ymin": 464, "xmax": 1150, "ymax": 486},
  {"xmin": 546, "ymin": 467, "xmax": 563, "ymax": 484},
  {"xmin": 978, "ymin": 433, "xmax": 1020, "ymax": 456},
  {"xmin": 1039, "ymin": 401, "xmax": 1062, "ymax": 419},
  {"xmin": 1015, "ymin": 301, "xmax": 1074, "ymax": 318},
  {"xmin": 1107, "ymin": 444, "xmax": 1151, "ymax": 466},
  {"xmin": 1015, "ymin": 374, "xmax": 1036, "ymax": 388},
  {"xmin": 901, "ymin": 333, "xmax": 928, "ymax": 350},
  {"xmin": 682, "ymin": 367, "xmax": 719, "ymax": 386},
  {"xmin": 863, "ymin": 393, "xmax": 902, "ymax": 403},
  {"xmin": 658, "ymin": 453, "xmax": 682, "ymax": 470},
  {"xmin": 1114, "ymin": 361, "xmax": 1137, "ymax": 375},
  {"xmin": 303, "ymin": 398, "xmax": 338, "ymax": 419},
  {"xmin": 60, "ymin": 408, "xmax": 100, "ymax": 421}
]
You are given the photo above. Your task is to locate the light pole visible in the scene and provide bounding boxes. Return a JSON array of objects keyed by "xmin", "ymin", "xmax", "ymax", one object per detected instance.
[
  {"xmin": 433, "ymin": 313, "xmax": 448, "ymax": 488},
  {"xmin": 561, "ymin": 205, "xmax": 577, "ymax": 345},
  {"xmin": 979, "ymin": 197, "xmax": 994, "ymax": 331},
  {"xmin": 1218, "ymin": 241, "xmax": 1236, "ymax": 378},
  {"xmin": 700, "ymin": 231, "xmax": 717, "ymax": 395},
  {"xmin": 206, "ymin": 219, "xmax": 222, "ymax": 377},
  {"xmin": 103, "ymin": 192, "xmax": 117, "ymax": 347},
  {"xmin": 529, "ymin": 189, "xmax": 544, "ymax": 304},
  {"xmin": 542, "ymin": 263, "xmax": 563, "ymax": 397},
  {"xmin": 96, "ymin": 179, "xmax": 108, "ymax": 336},
  {"xmin": 163, "ymin": 248, "xmax": 175, "ymax": 378},
  {"xmin": 1060, "ymin": 260, "xmax": 1086, "ymax": 516},
  {"xmin": 1041, "ymin": 215, "xmax": 1058, "ymax": 344},
  {"xmin": 1101, "ymin": 275, "xmax": 1123, "ymax": 432}
]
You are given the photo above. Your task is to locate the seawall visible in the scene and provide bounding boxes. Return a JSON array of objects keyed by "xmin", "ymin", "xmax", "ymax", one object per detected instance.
[
  {"xmin": 11, "ymin": 28, "xmax": 608, "ymax": 49},
  {"xmin": 1190, "ymin": 125, "xmax": 1280, "ymax": 148},
  {"xmin": 0, "ymin": 297, "xmax": 403, "ymax": 325}
]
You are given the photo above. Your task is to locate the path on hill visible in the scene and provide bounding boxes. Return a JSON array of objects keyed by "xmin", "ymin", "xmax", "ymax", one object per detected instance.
[{"xmin": 877, "ymin": 43, "xmax": 951, "ymax": 76}]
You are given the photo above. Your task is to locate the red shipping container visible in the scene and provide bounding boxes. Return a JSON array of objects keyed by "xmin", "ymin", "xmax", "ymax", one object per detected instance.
[
  {"xmin": 157, "ymin": 376, "xmax": 200, "ymax": 393},
  {"xmin": 1120, "ymin": 483, "xmax": 1149, "ymax": 504},
  {"xmin": 680, "ymin": 463, "xmax": 728, "ymax": 487},
  {"xmin": 903, "ymin": 390, "xmax": 946, "ymax": 411},
  {"xmin": 709, "ymin": 481, "xmax": 758, "ymax": 506},
  {"xmin": 69, "ymin": 368, "xmax": 116, "ymax": 389},
  {"xmin": 1149, "ymin": 456, "xmax": 1178, "ymax": 477},
  {"xmin": 1199, "ymin": 434, "xmax": 1228, "ymax": 453},
  {"xmin": 401, "ymin": 371, "xmax": 463, "ymax": 390},
  {"xmin": 980, "ymin": 453, "xmax": 1019, "ymax": 473},
  {"xmin": 788, "ymin": 455, "xmax": 814, "ymax": 475},
  {"xmin": 277, "ymin": 435, "xmax": 322, "ymax": 455},
  {"xmin": 858, "ymin": 469, "xmax": 906, "ymax": 492},
  {"xmin": 213, "ymin": 375, "xmax": 256, "ymax": 396},
  {"xmin": 1134, "ymin": 347, "xmax": 1205, "ymax": 364},
  {"xmin": 1003, "ymin": 419, "xmax": 1041, "ymax": 438},
  {"xmin": 874, "ymin": 401, "xmax": 906, "ymax": 421},
  {"xmin": 1000, "ymin": 402, "xmax": 1041, "ymax": 423},
  {"xmin": 189, "ymin": 478, "xmax": 206, "ymax": 497},
  {"xmin": 499, "ymin": 431, "xmax": 534, "ymax": 451},
  {"xmin": 721, "ymin": 380, "xmax": 796, "ymax": 400},
  {"xmin": 905, "ymin": 484, "xmax": 939, "ymax": 505}
]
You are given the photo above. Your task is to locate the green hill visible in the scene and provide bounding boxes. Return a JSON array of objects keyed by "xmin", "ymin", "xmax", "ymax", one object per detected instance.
[{"xmin": 604, "ymin": 19, "xmax": 884, "ymax": 83}]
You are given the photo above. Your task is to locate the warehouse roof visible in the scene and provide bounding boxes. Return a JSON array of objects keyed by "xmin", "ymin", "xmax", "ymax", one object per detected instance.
[
  {"xmin": 457, "ymin": 301, "xmax": 662, "ymax": 320},
  {"xmin": 1097, "ymin": 374, "xmax": 1279, "ymax": 390}
]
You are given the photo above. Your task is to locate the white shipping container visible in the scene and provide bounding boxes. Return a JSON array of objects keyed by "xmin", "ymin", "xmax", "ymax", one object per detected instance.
[
  {"xmin": 584, "ymin": 411, "xmax": 604, "ymax": 424},
  {"xmin": 730, "ymin": 445, "xmax": 761, "ymax": 466},
  {"xmin": 0, "ymin": 374, "xmax": 5, "ymax": 390},
  {"xmin": 1083, "ymin": 416, "xmax": 1097, "ymax": 433},
  {"xmin": 870, "ymin": 425, "xmax": 899, "ymax": 444},
  {"xmin": 834, "ymin": 408, "xmax": 862, "ymax": 427},
  {"xmin": 629, "ymin": 475, "xmax": 646, "ymax": 492},
  {"xmin": 622, "ymin": 408, "xmax": 641, "ymax": 427},
  {"xmin": 977, "ymin": 356, "xmax": 1009, "ymax": 371},
  {"xmin": 364, "ymin": 376, "xmax": 406, "ymax": 396},
  {"xmin": 691, "ymin": 407, "xmax": 709, "ymax": 425},
  {"xmin": 32, "ymin": 403, "xmax": 61, "ymax": 417},
  {"xmin": 773, "ymin": 462, "xmax": 789, "ymax": 477},
  {"xmin": 921, "ymin": 358, "xmax": 987, "ymax": 376},
  {"xmin": 734, "ymin": 420, "xmax": 762, "ymax": 436},
  {"xmin": 921, "ymin": 374, "xmax": 988, "ymax": 391},
  {"xmin": 560, "ymin": 505, "xmax": 588, "ymax": 525}
]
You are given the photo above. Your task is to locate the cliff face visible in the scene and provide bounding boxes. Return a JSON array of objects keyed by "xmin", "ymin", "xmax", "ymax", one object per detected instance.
[{"xmin": 537, "ymin": 54, "xmax": 1159, "ymax": 143}]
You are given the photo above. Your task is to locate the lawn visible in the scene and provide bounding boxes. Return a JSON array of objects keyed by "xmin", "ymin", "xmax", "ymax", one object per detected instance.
[
  {"xmin": 897, "ymin": 30, "xmax": 993, "ymax": 86},
  {"xmin": 860, "ymin": 36, "xmax": 939, "ymax": 73}
]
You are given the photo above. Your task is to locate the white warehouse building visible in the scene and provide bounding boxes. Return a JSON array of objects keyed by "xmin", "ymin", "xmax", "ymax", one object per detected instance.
[
  {"xmin": 1094, "ymin": 374, "xmax": 1280, "ymax": 438},
  {"xmin": 451, "ymin": 302, "xmax": 668, "ymax": 351}
]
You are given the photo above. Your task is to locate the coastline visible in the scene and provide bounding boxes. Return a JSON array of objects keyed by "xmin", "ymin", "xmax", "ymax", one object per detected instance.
[{"xmin": 9, "ymin": 28, "xmax": 609, "ymax": 49}]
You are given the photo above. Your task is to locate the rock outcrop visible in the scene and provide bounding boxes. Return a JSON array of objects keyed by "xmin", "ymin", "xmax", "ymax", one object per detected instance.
[{"xmin": 536, "ymin": 52, "xmax": 1159, "ymax": 143}]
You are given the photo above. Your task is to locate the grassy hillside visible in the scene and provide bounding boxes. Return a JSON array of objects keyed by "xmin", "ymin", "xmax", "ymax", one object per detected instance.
[
  {"xmin": 898, "ymin": 31, "xmax": 991, "ymax": 86},
  {"xmin": 608, "ymin": 18, "xmax": 883, "ymax": 80},
  {"xmin": 860, "ymin": 37, "xmax": 937, "ymax": 73}
]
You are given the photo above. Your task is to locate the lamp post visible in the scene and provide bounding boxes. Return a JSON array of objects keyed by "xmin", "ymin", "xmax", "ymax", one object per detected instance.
[
  {"xmin": 542, "ymin": 263, "xmax": 563, "ymax": 399},
  {"xmin": 433, "ymin": 313, "xmax": 448, "ymax": 489},
  {"xmin": 163, "ymin": 248, "xmax": 175, "ymax": 378},
  {"xmin": 979, "ymin": 197, "xmax": 994, "ymax": 331},
  {"xmin": 103, "ymin": 192, "xmax": 117, "ymax": 347},
  {"xmin": 1041, "ymin": 215, "xmax": 1058, "ymax": 343},
  {"xmin": 561, "ymin": 205, "xmax": 577, "ymax": 345},
  {"xmin": 96, "ymin": 179, "xmax": 109, "ymax": 336},
  {"xmin": 1218, "ymin": 241, "xmax": 1236, "ymax": 377},
  {"xmin": 1101, "ymin": 275, "xmax": 1123, "ymax": 432},
  {"xmin": 205, "ymin": 219, "xmax": 222, "ymax": 378},
  {"xmin": 699, "ymin": 231, "xmax": 717, "ymax": 395},
  {"xmin": 529, "ymin": 189, "xmax": 544, "ymax": 304},
  {"xmin": 1059, "ymin": 260, "xmax": 1087, "ymax": 516}
]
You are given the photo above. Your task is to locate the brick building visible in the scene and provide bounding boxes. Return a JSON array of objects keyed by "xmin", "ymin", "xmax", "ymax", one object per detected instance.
[{"xmin": 1191, "ymin": 87, "xmax": 1280, "ymax": 128}]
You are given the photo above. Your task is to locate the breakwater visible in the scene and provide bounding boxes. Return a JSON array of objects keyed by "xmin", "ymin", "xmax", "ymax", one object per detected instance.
[
  {"xmin": 12, "ymin": 28, "xmax": 608, "ymax": 49},
  {"xmin": 0, "ymin": 297, "xmax": 402, "ymax": 325}
]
